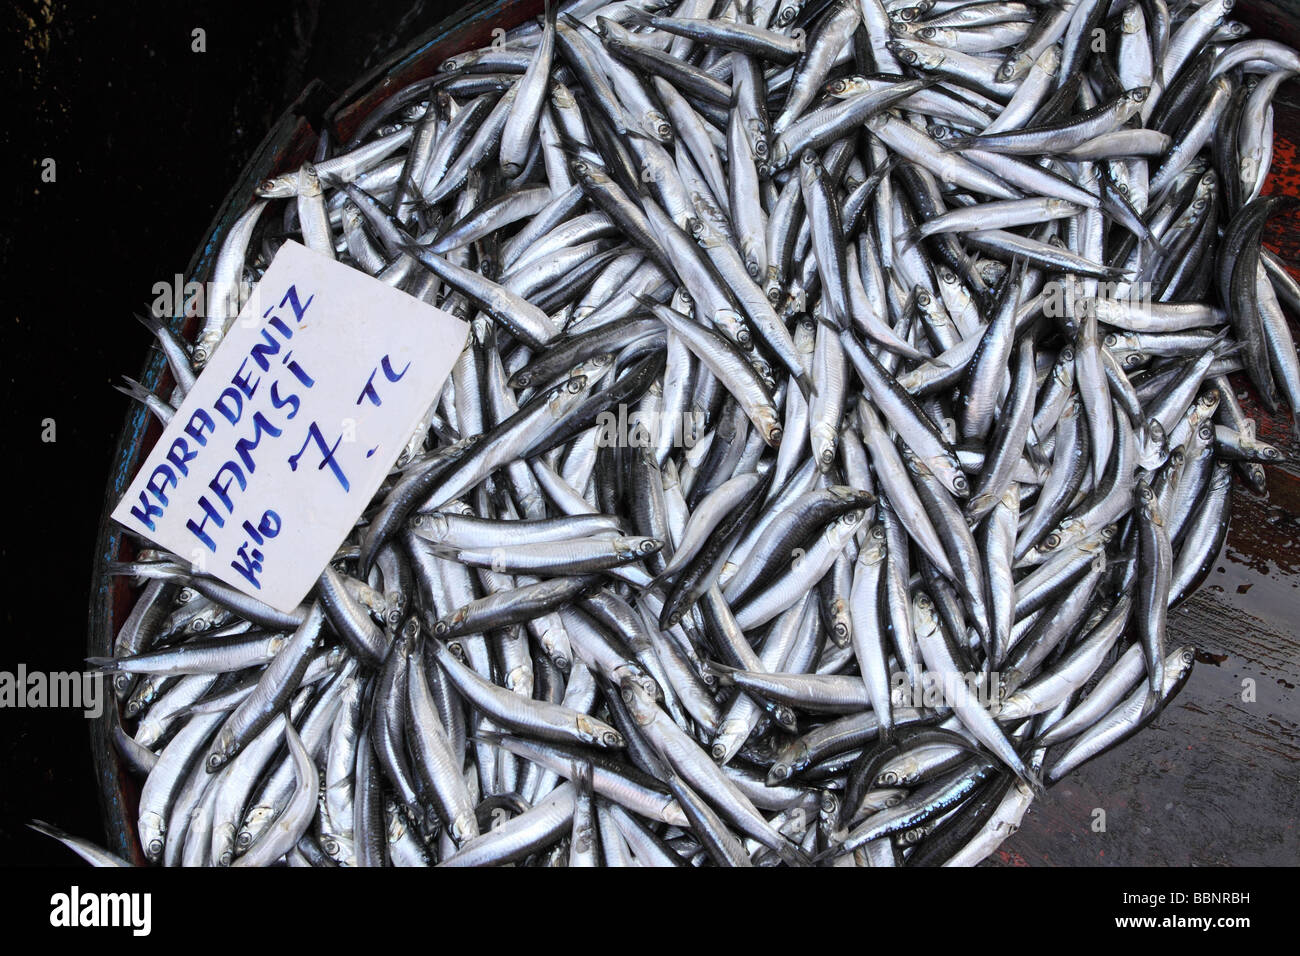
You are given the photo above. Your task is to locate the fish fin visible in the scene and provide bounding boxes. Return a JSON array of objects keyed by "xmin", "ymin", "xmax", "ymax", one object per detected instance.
[
  {"xmin": 26, "ymin": 820, "xmax": 123, "ymax": 865},
  {"xmin": 134, "ymin": 310, "xmax": 167, "ymax": 336},
  {"xmin": 1020, "ymin": 768, "xmax": 1047, "ymax": 799},
  {"xmin": 562, "ymin": 12, "xmax": 602, "ymax": 39},
  {"xmin": 810, "ymin": 843, "xmax": 842, "ymax": 864},
  {"xmin": 85, "ymin": 657, "xmax": 120, "ymax": 672},
  {"xmin": 701, "ymin": 660, "xmax": 738, "ymax": 686},
  {"xmin": 771, "ymin": 837, "xmax": 814, "ymax": 867},
  {"xmin": 620, "ymin": 6, "xmax": 652, "ymax": 27},
  {"xmin": 112, "ymin": 375, "xmax": 156, "ymax": 406},
  {"xmin": 632, "ymin": 292, "xmax": 668, "ymax": 314},
  {"xmin": 897, "ymin": 224, "xmax": 922, "ymax": 254},
  {"xmin": 1140, "ymin": 687, "xmax": 1162, "ymax": 720},
  {"xmin": 28, "ymin": 819, "xmax": 69, "ymax": 841}
]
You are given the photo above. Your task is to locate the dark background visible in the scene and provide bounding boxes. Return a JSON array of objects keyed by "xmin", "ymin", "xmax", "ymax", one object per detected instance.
[{"xmin": 1, "ymin": 0, "xmax": 465, "ymax": 866}]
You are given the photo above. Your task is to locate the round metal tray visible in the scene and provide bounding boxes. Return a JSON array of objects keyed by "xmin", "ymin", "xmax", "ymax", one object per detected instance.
[{"xmin": 89, "ymin": 0, "xmax": 1300, "ymax": 866}]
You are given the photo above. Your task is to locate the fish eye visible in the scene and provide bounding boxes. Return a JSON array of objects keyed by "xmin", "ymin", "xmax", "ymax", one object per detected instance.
[
  {"xmin": 1045, "ymin": 533, "xmax": 1061, "ymax": 549},
  {"xmin": 953, "ymin": 475, "xmax": 968, "ymax": 493},
  {"xmin": 147, "ymin": 839, "xmax": 163, "ymax": 857},
  {"xmin": 602, "ymin": 731, "xmax": 623, "ymax": 748}
]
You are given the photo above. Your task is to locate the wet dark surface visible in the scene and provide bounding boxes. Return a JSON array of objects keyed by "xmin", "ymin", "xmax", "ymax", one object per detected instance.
[{"xmin": 3, "ymin": 0, "xmax": 1298, "ymax": 867}]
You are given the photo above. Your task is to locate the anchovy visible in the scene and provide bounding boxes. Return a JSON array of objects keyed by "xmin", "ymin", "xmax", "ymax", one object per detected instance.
[{"xmin": 76, "ymin": 0, "xmax": 1300, "ymax": 872}]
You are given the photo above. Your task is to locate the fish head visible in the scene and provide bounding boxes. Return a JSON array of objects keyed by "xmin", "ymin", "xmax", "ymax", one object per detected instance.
[
  {"xmin": 754, "ymin": 405, "xmax": 784, "ymax": 448},
  {"xmin": 997, "ymin": 52, "xmax": 1032, "ymax": 83},
  {"xmin": 138, "ymin": 812, "xmax": 166, "ymax": 862},
  {"xmin": 826, "ymin": 76, "xmax": 867, "ymax": 97},
  {"xmin": 618, "ymin": 674, "xmax": 661, "ymax": 726},
  {"xmin": 576, "ymin": 714, "xmax": 625, "ymax": 750},
  {"xmin": 1134, "ymin": 478, "xmax": 1159, "ymax": 516},
  {"xmin": 860, "ymin": 522, "xmax": 888, "ymax": 563},
  {"xmin": 408, "ymin": 511, "xmax": 449, "ymax": 542},
  {"xmin": 1119, "ymin": 87, "xmax": 1150, "ymax": 118}
]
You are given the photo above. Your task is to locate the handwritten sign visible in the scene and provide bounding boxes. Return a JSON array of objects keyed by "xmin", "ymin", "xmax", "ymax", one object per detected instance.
[{"xmin": 113, "ymin": 240, "xmax": 468, "ymax": 612}]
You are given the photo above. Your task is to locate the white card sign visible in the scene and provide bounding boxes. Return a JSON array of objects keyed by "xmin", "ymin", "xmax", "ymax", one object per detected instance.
[{"xmin": 113, "ymin": 240, "xmax": 468, "ymax": 612}]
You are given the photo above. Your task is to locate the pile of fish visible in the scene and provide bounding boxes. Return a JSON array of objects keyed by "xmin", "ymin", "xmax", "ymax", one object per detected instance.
[{"xmin": 63, "ymin": 0, "xmax": 1300, "ymax": 867}]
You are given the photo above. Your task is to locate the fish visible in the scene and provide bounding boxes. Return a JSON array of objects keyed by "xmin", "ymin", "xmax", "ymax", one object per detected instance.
[{"xmin": 58, "ymin": 0, "xmax": 1300, "ymax": 869}]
